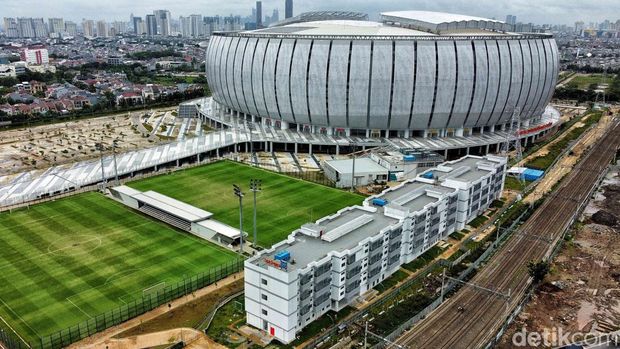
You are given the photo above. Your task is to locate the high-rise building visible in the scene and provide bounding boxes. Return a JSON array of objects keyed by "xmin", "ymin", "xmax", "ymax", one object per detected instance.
[
  {"xmin": 111, "ymin": 21, "xmax": 126, "ymax": 35},
  {"xmin": 146, "ymin": 15, "xmax": 157, "ymax": 36},
  {"xmin": 223, "ymin": 16, "xmax": 242, "ymax": 31},
  {"xmin": 3, "ymin": 18, "xmax": 19, "ymax": 38},
  {"xmin": 153, "ymin": 10, "xmax": 171, "ymax": 36},
  {"xmin": 190, "ymin": 14, "xmax": 204, "ymax": 37},
  {"xmin": 285, "ymin": 0, "xmax": 293, "ymax": 19},
  {"xmin": 133, "ymin": 16, "xmax": 143, "ymax": 35},
  {"xmin": 204, "ymin": 16, "xmax": 220, "ymax": 36},
  {"xmin": 505, "ymin": 14, "xmax": 517, "ymax": 26},
  {"xmin": 574, "ymin": 21, "xmax": 584, "ymax": 34},
  {"xmin": 16, "ymin": 18, "xmax": 35, "ymax": 38},
  {"xmin": 271, "ymin": 9, "xmax": 279, "ymax": 25},
  {"xmin": 179, "ymin": 16, "xmax": 191, "ymax": 37},
  {"xmin": 256, "ymin": 1, "xmax": 262, "ymax": 28},
  {"xmin": 96, "ymin": 20, "xmax": 108, "ymax": 37},
  {"xmin": 32, "ymin": 18, "xmax": 47, "ymax": 38},
  {"xmin": 48, "ymin": 18, "xmax": 64, "ymax": 35},
  {"xmin": 82, "ymin": 19, "xmax": 95, "ymax": 37},
  {"xmin": 64, "ymin": 21, "xmax": 77, "ymax": 36}
]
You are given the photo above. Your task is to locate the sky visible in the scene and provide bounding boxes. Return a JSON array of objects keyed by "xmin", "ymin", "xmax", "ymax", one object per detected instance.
[{"xmin": 1, "ymin": 0, "xmax": 619, "ymax": 26}]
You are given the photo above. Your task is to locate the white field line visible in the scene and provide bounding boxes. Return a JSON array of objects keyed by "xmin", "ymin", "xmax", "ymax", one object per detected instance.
[
  {"xmin": 66, "ymin": 298, "xmax": 93, "ymax": 319},
  {"xmin": 0, "ymin": 296, "xmax": 39, "ymax": 343},
  {"xmin": 0, "ymin": 228, "xmax": 130, "ymax": 271}
]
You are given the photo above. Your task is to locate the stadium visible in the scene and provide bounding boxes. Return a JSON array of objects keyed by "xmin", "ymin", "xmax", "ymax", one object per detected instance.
[{"xmin": 205, "ymin": 10, "xmax": 559, "ymax": 142}]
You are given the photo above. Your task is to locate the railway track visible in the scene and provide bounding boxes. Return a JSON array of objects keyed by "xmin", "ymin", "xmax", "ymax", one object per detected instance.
[{"xmin": 396, "ymin": 118, "xmax": 620, "ymax": 349}]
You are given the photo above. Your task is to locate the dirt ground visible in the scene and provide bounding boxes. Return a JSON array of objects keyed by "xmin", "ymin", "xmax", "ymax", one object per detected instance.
[
  {"xmin": 67, "ymin": 271, "xmax": 243, "ymax": 349},
  {"xmin": 99, "ymin": 328, "xmax": 225, "ymax": 349},
  {"xmin": 0, "ymin": 107, "xmax": 177, "ymax": 180},
  {"xmin": 523, "ymin": 112, "xmax": 614, "ymax": 204},
  {"xmin": 497, "ymin": 168, "xmax": 620, "ymax": 348}
]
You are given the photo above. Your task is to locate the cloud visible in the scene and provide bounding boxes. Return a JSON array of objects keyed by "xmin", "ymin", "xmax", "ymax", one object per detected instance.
[{"xmin": 1, "ymin": 0, "xmax": 619, "ymax": 25}]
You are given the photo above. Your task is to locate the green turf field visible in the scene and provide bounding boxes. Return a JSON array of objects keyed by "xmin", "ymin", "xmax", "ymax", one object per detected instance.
[
  {"xmin": 128, "ymin": 160, "xmax": 364, "ymax": 247},
  {"xmin": 0, "ymin": 192, "xmax": 237, "ymax": 345},
  {"xmin": 566, "ymin": 73, "xmax": 614, "ymax": 90}
]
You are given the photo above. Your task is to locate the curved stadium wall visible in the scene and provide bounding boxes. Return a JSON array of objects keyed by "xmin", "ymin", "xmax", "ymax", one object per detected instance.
[{"xmin": 205, "ymin": 32, "xmax": 558, "ymax": 135}]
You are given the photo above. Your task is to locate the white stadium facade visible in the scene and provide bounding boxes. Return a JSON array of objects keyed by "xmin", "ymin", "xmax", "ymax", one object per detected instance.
[{"xmin": 205, "ymin": 10, "xmax": 559, "ymax": 142}]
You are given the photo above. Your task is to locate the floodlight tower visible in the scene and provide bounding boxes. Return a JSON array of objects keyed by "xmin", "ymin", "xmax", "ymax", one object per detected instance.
[
  {"xmin": 233, "ymin": 184, "xmax": 245, "ymax": 256},
  {"xmin": 501, "ymin": 109, "xmax": 524, "ymax": 157},
  {"xmin": 249, "ymin": 179, "xmax": 262, "ymax": 248}
]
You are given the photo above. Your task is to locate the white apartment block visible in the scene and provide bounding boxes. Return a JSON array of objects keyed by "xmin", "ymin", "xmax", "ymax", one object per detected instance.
[{"xmin": 244, "ymin": 155, "xmax": 506, "ymax": 343}]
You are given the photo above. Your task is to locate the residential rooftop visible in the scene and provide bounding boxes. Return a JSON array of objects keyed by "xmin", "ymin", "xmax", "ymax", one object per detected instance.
[{"xmin": 255, "ymin": 206, "xmax": 398, "ymax": 271}]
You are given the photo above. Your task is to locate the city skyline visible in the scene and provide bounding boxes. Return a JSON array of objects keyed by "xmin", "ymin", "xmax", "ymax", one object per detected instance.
[{"xmin": 0, "ymin": 0, "xmax": 619, "ymax": 26}]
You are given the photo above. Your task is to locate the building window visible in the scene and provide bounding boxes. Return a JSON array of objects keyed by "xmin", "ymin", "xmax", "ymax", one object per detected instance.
[
  {"xmin": 262, "ymin": 309, "xmax": 268, "ymax": 316},
  {"xmin": 261, "ymin": 278, "xmax": 268, "ymax": 286},
  {"xmin": 262, "ymin": 294, "xmax": 268, "ymax": 301}
]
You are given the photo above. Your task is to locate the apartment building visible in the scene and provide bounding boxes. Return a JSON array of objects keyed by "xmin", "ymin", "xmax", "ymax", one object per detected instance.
[{"xmin": 244, "ymin": 155, "xmax": 507, "ymax": 343}]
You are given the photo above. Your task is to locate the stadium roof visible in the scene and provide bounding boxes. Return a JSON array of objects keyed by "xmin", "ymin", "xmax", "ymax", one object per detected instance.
[
  {"xmin": 269, "ymin": 11, "xmax": 368, "ymax": 28},
  {"xmin": 381, "ymin": 11, "xmax": 503, "ymax": 25},
  {"xmin": 239, "ymin": 10, "xmax": 524, "ymax": 38},
  {"xmin": 380, "ymin": 10, "xmax": 511, "ymax": 34},
  {"xmin": 133, "ymin": 190, "xmax": 213, "ymax": 222}
]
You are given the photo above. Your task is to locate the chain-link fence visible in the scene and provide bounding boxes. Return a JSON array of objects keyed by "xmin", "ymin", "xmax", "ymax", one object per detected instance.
[{"xmin": 0, "ymin": 258, "xmax": 243, "ymax": 349}]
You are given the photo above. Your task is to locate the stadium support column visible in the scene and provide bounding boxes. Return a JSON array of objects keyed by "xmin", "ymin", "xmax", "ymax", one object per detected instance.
[
  {"xmin": 486, "ymin": 144, "xmax": 490, "ymax": 154},
  {"xmin": 309, "ymin": 144, "xmax": 313, "ymax": 155}
]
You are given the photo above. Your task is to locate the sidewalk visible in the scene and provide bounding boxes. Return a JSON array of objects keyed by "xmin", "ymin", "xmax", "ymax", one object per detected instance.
[{"xmin": 68, "ymin": 271, "xmax": 244, "ymax": 349}]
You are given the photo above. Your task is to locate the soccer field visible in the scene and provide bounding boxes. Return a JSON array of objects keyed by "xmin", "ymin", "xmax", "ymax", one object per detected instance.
[
  {"xmin": 128, "ymin": 160, "xmax": 364, "ymax": 247},
  {"xmin": 0, "ymin": 192, "xmax": 237, "ymax": 345}
]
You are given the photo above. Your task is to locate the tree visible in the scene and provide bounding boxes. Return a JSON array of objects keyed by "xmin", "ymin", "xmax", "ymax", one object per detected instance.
[{"xmin": 527, "ymin": 260, "xmax": 550, "ymax": 284}]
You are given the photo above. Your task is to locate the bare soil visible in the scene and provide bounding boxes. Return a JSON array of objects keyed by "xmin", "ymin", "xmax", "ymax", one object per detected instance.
[{"xmin": 497, "ymin": 169, "xmax": 620, "ymax": 348}]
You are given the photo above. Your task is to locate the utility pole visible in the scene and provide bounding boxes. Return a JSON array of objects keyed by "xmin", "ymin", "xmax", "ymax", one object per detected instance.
[
  {"xmin": 233, "ymin": 184, "xmax": 244, "ymax": 256},
  {"xmin": 440, "ymin": 268, "xmax": 446, "ymax": 303},
  {"xmin": 250, "ymin": 179, "xmax": 262, "ymax": 248}
]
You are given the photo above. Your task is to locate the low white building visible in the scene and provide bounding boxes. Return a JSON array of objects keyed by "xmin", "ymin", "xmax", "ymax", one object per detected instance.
[
  {"xmin": 324, "ymin": 157, "xmax": 389, "ymax": 188},
  {"xmin": 0, "ymin": 64, "xmax": 16, "ymax": 78},
  {"xmin": 244, "ymin": 155, "xmax": 507, "ymax": 343}
]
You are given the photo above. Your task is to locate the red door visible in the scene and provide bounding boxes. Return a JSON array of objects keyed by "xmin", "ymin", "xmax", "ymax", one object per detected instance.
[{"xmin": 270, "ymin": 327, "xmax": 275, "ymax": 336}]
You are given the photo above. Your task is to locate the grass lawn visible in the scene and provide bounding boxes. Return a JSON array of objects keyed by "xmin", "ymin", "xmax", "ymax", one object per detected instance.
[
  {"xmin": 0, "ymin": 192, "xmax": 237, "ymax": 345},
  {"xmin": 127, "ymin": 160, "xmax": 364, "ymax": 247},
  {"xmin": 566, "ymin": 74, "xmax": 613, "ymax": 90},
  {"xmin": 504, "ymin": 176, "xmax": 527, "ymax": 191}
]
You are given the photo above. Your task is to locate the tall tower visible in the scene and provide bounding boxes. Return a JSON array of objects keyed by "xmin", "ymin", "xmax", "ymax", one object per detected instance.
[
  {"xmin": 285, "ymin": 0, "xmax": 293, "ymax": 19},
  {"xmin": 256, "ymin": 1, "xmax": 262, "ymax": 28}
]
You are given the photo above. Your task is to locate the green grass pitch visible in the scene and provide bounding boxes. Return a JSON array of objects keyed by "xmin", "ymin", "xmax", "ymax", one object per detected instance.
[
  {"xmin": 0, "ymin": 192, "xmax": 237, "ymax": 344},
  {"xmin": 128, "ymin": 160, "xmax": 364, "ymax": 247}
]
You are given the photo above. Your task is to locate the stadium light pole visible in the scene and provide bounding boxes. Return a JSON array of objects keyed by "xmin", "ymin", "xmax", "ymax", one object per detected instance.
[
  {"xmin": 96, "ymin": 140, "xmax": 106, "ymax": 189},
  {"xmin": 233, "ymin": 184, "xmax": 244, "ymax": 256},
  {"xmin": 112, "ymin": 139, "xmax": 119, "ymax": 185},
  {"xmin": 249, "ymin": 179, "xmax": 262, "ymax": 248}
]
